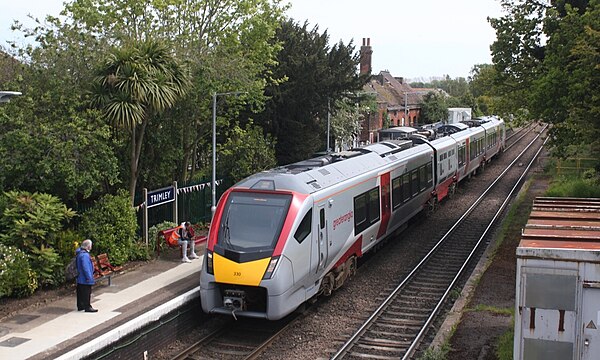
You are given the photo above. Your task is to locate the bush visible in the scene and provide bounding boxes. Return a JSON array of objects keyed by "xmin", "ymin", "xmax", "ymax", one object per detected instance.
[
  {"xmin": 0, "ymin": 191, "xmax": 76, "ymax": 250},
  {"xmin": 0, "ymin": 244, "xmax": 38, "ymax": 298},
  {"xmin": 545, "ymin": 176, "xmax": 600, "ymax": 197},
  {"xmin": 29, "ymin": 245, "xmax": 63, "ymax": 288},
  {"xmin": 148, "ymin": 221, "xmax": 177, "ymax": 255},
  {"xmin": 79, "ymin": 190, "xmax": 138, "ymax": 265},
  {"xmin": 55, "ymin": 229, "xmax": 83, "ymax": 264}
]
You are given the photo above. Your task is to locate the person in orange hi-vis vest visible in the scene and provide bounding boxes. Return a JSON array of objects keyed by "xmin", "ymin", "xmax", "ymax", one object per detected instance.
[{"xmin": 169, "ymin": 222, "xmax": 199, "ymax": 263}]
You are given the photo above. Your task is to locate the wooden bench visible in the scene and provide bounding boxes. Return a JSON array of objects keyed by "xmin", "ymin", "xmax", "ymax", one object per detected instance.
[
  {"xmin": 156, "ymin": 227, "xmax": 207, "ymax": 257},
  {"xmin": 91, "ymin": 253, "xmax": 121, "ymax": 286}
]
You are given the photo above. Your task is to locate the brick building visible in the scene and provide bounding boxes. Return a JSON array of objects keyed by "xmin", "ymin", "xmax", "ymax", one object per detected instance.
[{"xmin": 358, "ymin": 38, "xmax": 424, "ymax": 144}]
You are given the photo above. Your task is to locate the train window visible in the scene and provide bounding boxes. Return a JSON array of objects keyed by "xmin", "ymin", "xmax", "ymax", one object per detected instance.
[
  {"xmin": 368, "ymin": 188, "xmax": 380, "ymax": 225},
  {"xmin": 411, "ymin": 170, "xmax": 419, "ymax": 196},
  {"xmin": 427, "ymin": 162, "xmax": 433, "ymax": 186},
  {"xmin": 294, "ymin": 209, "xmax": 312, "ymax": 244},
  {"xmin": 320, "ymin": 208, "xmax": 325, "ymax": 229},
  {"xmin": 402, "ymin": 174, "xmax": 411, "ymax": 202},
  {"xmin": 354, "ymin": 187, "xmax": 380, "ymax": 234},
  {"xmin": 458, "ymin": 145, "xmax": 466, "ymax": 166},
  {"xmin": 419, "ymin": 166, "xmax": 427, "ymax": 191},
  {"xmin": 354, "ymin": 194, "xmax": 367, "ymax": 233},
  {"xmin": 392, "ymin": 177, "xmax": 401, "ymax": 209}
]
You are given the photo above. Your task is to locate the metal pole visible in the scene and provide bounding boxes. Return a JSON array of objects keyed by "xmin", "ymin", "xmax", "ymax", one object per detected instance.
[
  {"xmin": 173, "ymin": 181, "xmax": 178, "ymax": 224},
  {"xmin": 211, "ymin": 92, "xmax": 217, "ymax": 219},
  {"xmin": 404, "ymin": 92, "xmax": 408, "ymax": 126},
  {"xmin": 327, "ymin": 98, "xmax": 331, "ymax": 152},
  {"xmin": 143, "ymin": 188, "xmax": 148, "ymax": 247}
]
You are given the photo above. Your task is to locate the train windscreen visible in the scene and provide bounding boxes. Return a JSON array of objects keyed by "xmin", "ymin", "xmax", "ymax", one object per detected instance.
[{"xmin": 218, "ymin": 192, "xmax": 292, "ymax": 252}]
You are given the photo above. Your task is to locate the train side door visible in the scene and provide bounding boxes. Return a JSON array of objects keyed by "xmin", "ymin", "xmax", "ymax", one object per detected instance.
[{"xmin": 316, "ymin": 205, "xmax": 328, "ymax": 274}]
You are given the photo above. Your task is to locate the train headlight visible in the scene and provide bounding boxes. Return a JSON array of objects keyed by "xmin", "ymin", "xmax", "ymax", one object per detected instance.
[
  {"xmin": 262, "ymin": 256, "xmax": 280, "ymax": 279},
  {"xmin": 206, "ymin": 250, "xmax": 214, "ymax": 275}
]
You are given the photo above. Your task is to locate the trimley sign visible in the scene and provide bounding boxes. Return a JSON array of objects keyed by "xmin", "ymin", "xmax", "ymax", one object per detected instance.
[{"xmin": 146, "ymin": 186, "xmax": 175, "ymax": 208}]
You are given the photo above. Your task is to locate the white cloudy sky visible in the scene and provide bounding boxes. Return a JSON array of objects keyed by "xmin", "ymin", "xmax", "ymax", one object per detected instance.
[{"xmin": 0, "ymin": 0, "xmax": 504, "ymax": 80}]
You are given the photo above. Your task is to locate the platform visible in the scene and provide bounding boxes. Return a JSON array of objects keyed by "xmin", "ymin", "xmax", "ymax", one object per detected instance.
[{"xmin": 0, "ymin": 252, "xmax": 203, "ymax": 360}]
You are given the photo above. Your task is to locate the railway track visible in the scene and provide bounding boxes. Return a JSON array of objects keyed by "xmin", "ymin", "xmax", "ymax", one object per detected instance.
[
  {"xmin": 172, "ymin": 314, "xmax": 299, "ymax": 360},
  {"xmin": 329, "ymin": 125, "xmax": 548, "ymax": 360}
]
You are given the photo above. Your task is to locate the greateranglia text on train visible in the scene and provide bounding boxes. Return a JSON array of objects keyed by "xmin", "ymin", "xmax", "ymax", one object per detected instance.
[{"xmin": 200, "ymin": 116, "xmax": 506, "ymax": 320}]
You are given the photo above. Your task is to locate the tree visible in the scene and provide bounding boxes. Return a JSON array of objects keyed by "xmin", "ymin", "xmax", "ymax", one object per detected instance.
[
  {"xmin": 91, "ymin": 39, "xmax": 191, "ymax": 203},
  {"xmin": 420, "ymin": 92, "xmax": 449, "ymax": 123},
  {"xmin": 219, "ymin": 122, "xmax": 277, "ymax": 183},
  {"xmin": 253, "ymin": 20, "xmax": 365, "ymax": 164},
  {"xmin": 330, "ymin": 94, "xmax": 377, "ymax": 151},
  {"xmin": 489, "ymin": 0, "xmax": 600, "ymax": 156}
]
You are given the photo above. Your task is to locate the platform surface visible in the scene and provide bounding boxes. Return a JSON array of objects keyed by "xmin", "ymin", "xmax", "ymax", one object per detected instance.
[{"xmin": 0, "ymin": 252, "xmax": 203, "ymax": 360}]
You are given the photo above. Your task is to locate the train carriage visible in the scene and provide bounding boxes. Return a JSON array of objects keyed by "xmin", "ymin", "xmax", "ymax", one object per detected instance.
[
  {"xmin": 200, "ymin": 140, "xmax": 435, "ymax": 320},
  {"xmin": 200, "ymin": 116, "xmax": 505, "ymax": 320}
]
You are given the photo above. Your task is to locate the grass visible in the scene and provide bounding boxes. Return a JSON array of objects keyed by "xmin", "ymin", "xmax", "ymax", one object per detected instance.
[
  {"xmin": 466, "ymin": 304, "xmax": 513, "ymax": 316},
  {"xmin": 545, "ymin": 176, "xmax": 600, "ymax": 197}
]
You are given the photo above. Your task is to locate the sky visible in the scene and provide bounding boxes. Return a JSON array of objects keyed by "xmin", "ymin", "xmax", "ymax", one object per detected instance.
[{"xmin": 0, "ymin": 0, "xmax": 504, "ymax": 80}]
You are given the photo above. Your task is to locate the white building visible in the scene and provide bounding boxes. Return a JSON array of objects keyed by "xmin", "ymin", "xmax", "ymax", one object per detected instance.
[{"xmin": 447, "ymin": 108, "xmax": 471, "ymax": 124}]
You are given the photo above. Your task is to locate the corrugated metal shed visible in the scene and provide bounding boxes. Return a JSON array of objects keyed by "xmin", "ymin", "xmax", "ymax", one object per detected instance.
[
  {"xmin": 519, "ymin": 197, "xmax": 600, "ymax": 249},
  {"xmin": 514, "ymin": 197, "xmax": 600, "ymax": 360}
]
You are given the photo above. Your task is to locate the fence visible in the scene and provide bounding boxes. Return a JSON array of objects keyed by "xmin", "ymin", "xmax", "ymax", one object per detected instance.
[
  {"xmin": 555, "ymin": 157, "xmax": 598, "ymax": 176},
  {"xmin": 133, "ymin": 178, "xmax": 230, "ymax": 234}
]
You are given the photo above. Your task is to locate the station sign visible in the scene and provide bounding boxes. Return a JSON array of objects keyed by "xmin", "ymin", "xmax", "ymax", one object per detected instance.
[{"xmin": 146, "ymin": 186, "xmax": 175, "ymax": 208}]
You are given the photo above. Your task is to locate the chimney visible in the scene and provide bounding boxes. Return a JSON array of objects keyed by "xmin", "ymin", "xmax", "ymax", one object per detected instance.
[{"xmin": 360, "ymin": 37, "xmax": 372, "ymax": 76}]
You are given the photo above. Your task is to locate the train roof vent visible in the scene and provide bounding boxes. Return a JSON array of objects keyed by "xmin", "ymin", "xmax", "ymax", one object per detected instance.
[
  {"xmin": 318, "ymin": 169, "xmax": 331, "ymax": 175},
  {"xmin": 388, "ymin": 155, "xmax": 398, "ymax": 161},
  {"xmin": 307, "ymin": 180, "xmax": 321, "ymax": 189}
]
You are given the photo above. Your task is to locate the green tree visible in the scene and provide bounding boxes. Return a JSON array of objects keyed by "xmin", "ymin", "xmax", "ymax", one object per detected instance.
[
  {"xmin": 421, "ymin": 92, "xmax": 449, "ymax": 123},
  {"xmin": 330, "ymin": 94, "xmax": 377, "ymax": 151},
  {"xmin": 79, "ymin": 190, "xmax": 138, "ymax": 265},
  {"xmin": 489, "ymin": 0, "xmax": 600, "ymax": 156},
  {"xmin": 219, "ymin": 122, "xmax": 277, "ymax": 183},
  {"xmin": 91, "ymin": 39, "xmax": 191, "ymax": 203},
  {"xmin": 254, "ymin": 20, "xmax": 365, "ymax": 164}
]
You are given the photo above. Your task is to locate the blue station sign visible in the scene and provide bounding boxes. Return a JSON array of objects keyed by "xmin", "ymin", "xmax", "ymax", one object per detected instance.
[{"xmin": 147, "ymin": 186, "xmax": 175, "ymax": 208}]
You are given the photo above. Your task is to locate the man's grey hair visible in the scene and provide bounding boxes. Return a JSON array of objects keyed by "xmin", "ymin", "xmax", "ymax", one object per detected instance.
[{"xmin": 82, "ymin": 239, "xmax": 93, "ymax": 250}]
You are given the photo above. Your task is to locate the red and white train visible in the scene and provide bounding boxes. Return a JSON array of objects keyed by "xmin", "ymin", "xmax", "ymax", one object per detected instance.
[{"xmin": 200, "ymin": 117, "xmax": 506, "ymax": 320}]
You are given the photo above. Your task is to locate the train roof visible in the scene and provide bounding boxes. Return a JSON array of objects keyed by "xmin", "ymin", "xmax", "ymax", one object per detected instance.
[{"xmin": 235, "ymin": 139, "xmax": 431, "ymax": 194}]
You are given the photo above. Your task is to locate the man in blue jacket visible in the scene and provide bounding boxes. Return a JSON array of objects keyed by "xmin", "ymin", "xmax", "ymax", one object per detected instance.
[{"xmin": 76, "ymin": 239, "xmax": 98, "ymax": 312}]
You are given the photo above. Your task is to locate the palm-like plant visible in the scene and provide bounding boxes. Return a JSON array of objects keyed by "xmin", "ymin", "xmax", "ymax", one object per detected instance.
[{"xmin": 91, "ymin": 40, "xmax": 191, "ymax": 203}]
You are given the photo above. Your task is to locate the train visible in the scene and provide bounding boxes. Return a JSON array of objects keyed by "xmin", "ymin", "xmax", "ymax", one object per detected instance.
[{"xmin": 200, "ymin": 116, "xmax": 506, "ymax": 320}]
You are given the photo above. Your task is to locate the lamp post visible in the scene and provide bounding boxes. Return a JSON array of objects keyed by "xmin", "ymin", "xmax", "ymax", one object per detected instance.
[{"xmin": 211, "ymin": 91, "xmax": 244, "ymax": 219}]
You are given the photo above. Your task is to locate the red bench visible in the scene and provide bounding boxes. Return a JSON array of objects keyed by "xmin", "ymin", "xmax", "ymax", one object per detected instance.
[
  {"xmin": 91, "ymin": 253, "xmax": 120, "ymax": 286},
  {"xmin": 156, "ymin": 227, "xmax": 207, "ymax": 257}
]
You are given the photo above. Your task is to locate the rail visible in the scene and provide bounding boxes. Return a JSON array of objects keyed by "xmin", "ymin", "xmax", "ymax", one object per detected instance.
[{"xmin": 331, "ymin": 124, "xmax": 548, "ymax": 359}]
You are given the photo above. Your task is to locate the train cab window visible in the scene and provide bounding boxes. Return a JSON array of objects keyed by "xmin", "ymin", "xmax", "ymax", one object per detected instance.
[
  {"xmin": 217, "ymin": 192, "xmax": 291, "ymax": 252},
  {"xmin": 294, "ymin": 209, "xmax": 312, "ymax": 244}
]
